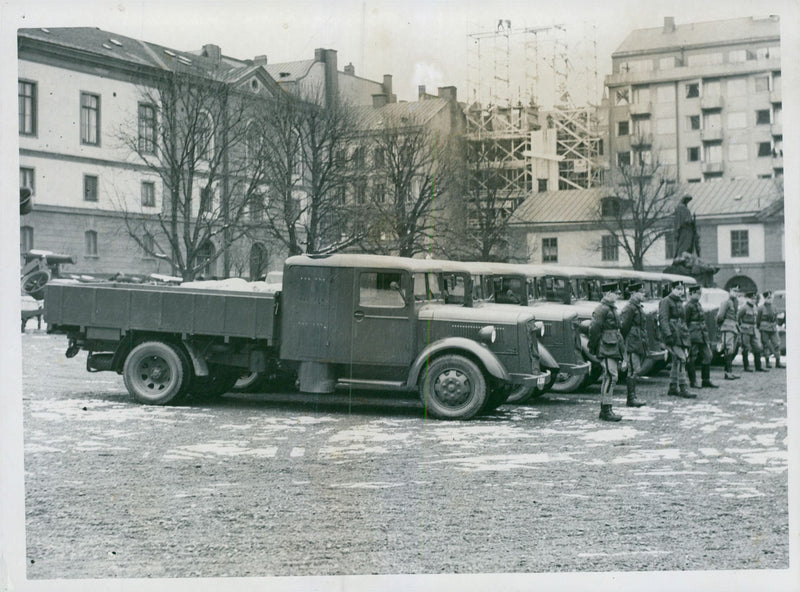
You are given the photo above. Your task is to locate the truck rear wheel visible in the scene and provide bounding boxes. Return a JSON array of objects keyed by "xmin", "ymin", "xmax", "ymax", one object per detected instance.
[
  {"xmin": 550, "ymin": 371, "xmax": 585, "ymax": 394},
  {"xmin": 419, "ymin": 355, "xmax": 487, "ymax": 420},
  {"xmin": 189, "ymin": 367, "xmax": 240, "ymax": 399},
  {"xmin": 123, "ymin": 341, "xmax": 191, "ymax": 405}
]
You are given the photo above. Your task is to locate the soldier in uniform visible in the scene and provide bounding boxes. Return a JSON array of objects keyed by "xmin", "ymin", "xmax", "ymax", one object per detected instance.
[
  {"xmin": 619, "ymin": 280, "xmax": 647, "ymax": 408},
  {"xmin": 658, "ymin": 280, "xmax": 696, "ymax": 398},
  {"xmin": 738, "ymin": 291, "xmax": 766, "ymax": 372},
  {"xmin": 758, "ymin": 291, "xmax": 783, "ymax": 369},
  {"xmin": 589, "ymin": 282, "xmax": 626, "ymax": 422},
  {"xmin": 717, "ymin": 286, "xmax": 741, "ymax": 380},
  {"xmin": 685, "ymin": 285, "xmax": 718, "ymax": 389}
]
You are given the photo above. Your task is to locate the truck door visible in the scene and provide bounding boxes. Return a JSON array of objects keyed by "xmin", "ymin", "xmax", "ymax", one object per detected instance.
[{"xmin": 350, "ymin": 269, "xmax": 414, "ymax": 366}]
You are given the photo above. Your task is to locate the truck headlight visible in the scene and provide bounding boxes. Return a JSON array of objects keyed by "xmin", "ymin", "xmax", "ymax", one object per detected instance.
[
  {"xmin": 478, "ymin": 325, "xmax": 497, "ymax": 344},
  {"xmin": 534, "ymin": 321, "xmax": 545, "ymax": 337}
]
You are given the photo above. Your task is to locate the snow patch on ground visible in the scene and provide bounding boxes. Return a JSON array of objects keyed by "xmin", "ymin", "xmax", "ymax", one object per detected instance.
[
  {"xmin": 329, "ymin": 482, "xmax": 404, "ymax": 489},
  {"xmin": 163, "ymin": 441, "xmax": 278, "ymax": 460},
  {"xmin": 611, "ymin": 448, "xmax": 681, "ymax": 464},
  {"xmin": 580, "ymin": 426, "xmax": 640, "ymax": 442},
  {"xmin": 421, "ymin": 452, "xmax": 575, "ymax": 472}
]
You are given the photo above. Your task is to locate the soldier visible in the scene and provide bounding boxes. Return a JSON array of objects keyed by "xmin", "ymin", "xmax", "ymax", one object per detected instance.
[
  {"xmin": 658, "ymin": 280, "xmax": 696, "ymax": 398},
  {"xmin": 758, "ymin": 291, "xmax": 783, "ymax": 369},
  {"xmin": 738, "ymin": 291, "xmax": 766, "ymax": 372},
  {"xmin": 685, "ymin": 285, "xmax": 718, "ymax": 389},
  {"xmin": 619, "ymin": 280, "xmax": 647, "ymax": 408},
  {"xmin": 589, "ymin": 282, "xmax": 626, "ymax": 422},
  {"xmin": 717, "ymin": 286, "xmax": 741, "ymax": 380}
]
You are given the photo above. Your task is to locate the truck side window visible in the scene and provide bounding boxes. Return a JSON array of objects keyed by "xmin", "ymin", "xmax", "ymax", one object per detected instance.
[{"xmin": 360, "ymin": 272, "xmax": 405, "ymax": 307}]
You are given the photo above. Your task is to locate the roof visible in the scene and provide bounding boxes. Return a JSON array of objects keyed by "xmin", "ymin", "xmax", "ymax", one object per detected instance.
[
  {"xmin": 510, "ymin": 178, "xmax": 783, "ymax": 226},
  {"xmin": 285, "ymin": 253, "xmax": 472, "ymax": 273},
  {"xmin": 266, "ymin": 59, "xmax": 316, "ymax": 83},
  {"xmin": 614, "ymin": 16, "xmax": 780, "ymax": 56},
  {"xmin": 18, "ymin": 27, "xmax": 282, "ymax": 94},
  {"xmin": 351, "ymin": 99, "xmax": 451, "ymax": 130}
]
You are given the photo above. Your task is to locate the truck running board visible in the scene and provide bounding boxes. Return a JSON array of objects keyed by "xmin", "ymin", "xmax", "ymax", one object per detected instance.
[{"xmin": 337, "ymin": 379, "xmax": 410, "ymax": 391}]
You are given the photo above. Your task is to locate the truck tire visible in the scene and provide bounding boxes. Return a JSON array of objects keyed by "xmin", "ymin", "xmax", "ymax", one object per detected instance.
[
  {"xmin": 123, "ymin": 341, "xmax": 191, "ymax": 405},
  {"xmin": 482, "ymin": 383, "xmax": 512, "ymax": 413},
  {"xmin": 189, "ymin": 367, "xmax": 240, "ymax": 399},
  {"xmin": 233, "ymin": 371, "xmax": 265, "ymax": 393},
  {"xmin": 419, "ymin": 355, "xmax": 487, "ymax": 420},
  {"xmin": 550, "ymin": 371, "xmax": 585, "ymax": 394},
  {"xmin": 505, "ymin": 383, "xmax": 536, "ymax": 404}
]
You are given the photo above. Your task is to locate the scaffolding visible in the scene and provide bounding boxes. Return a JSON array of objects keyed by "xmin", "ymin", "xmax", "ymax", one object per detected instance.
[{"xmin": 465, "ymin": 20, "xmax": 603, "ymax": 195}]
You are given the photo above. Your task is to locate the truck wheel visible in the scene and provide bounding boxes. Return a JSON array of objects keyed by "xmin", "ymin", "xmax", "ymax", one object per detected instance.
[
  {"xmin": 189, "ymin": 367, "xmax": 240, "ymax": 399},
  {"xmin": 419, "ymin": 355, "xmax": 487, "ymax": 420},
  {"xmin": 123, "ymin": 341, "xmax": 191, "ymax": 405},
  {"xmin": 233, "ymin": 371, "xmax": 265, "ymax": 393},
  {"xmin": 505, "ymin": 384, "xmax": 536, "ymax": 404},
  {"xmin": 482, "ymin": 383, "xmax": 512, "ymax": 413},
  {"xmin": 550, "ymin": 371, "xmax": 585, "ymax": 394},
  {"xmin": 22, "ymin": 269, "xmax": 50, "ymax": 301}
]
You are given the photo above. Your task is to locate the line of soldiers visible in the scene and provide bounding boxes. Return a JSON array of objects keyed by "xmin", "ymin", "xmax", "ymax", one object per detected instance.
[{"xmin": 589, "ymin": 280, "xmax": 784, "ymax": 422}]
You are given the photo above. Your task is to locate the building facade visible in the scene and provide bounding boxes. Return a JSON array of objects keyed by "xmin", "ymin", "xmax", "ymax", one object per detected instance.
[{"xmin": 605, "ymin": 16, "xmax": 782, "ymax": 184}]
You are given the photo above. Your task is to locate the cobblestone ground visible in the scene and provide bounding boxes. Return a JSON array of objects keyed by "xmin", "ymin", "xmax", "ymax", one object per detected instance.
[{"xmin": 18, "ymin": 330, "xmax": 790, "ymax": 580}]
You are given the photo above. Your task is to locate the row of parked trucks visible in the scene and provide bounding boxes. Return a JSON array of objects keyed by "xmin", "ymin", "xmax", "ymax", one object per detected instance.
[{"xmin": 44, "ymin": 253, "xmax": 712, "ymax": 421}]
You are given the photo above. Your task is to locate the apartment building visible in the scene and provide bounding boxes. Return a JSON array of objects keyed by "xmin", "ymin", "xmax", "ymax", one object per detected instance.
[{"xmin": 604, "ymin": 16, "xmax": 782, "ymax": 183}]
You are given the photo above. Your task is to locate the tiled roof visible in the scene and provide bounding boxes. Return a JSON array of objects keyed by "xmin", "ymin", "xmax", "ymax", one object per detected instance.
[
  {"xmin": 614, "ymin": 16, "xmax": 780, "ymax": 56},
  {"xmin": 510, "ymin": 178, "xmax": 783, "ymax": 226},
  {"xmin": 351, "ymin": 99, "xmax": 450, "ymax": 130}
]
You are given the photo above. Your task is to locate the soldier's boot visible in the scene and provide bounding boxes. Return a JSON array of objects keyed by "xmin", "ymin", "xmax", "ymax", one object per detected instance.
[
  {"xmin": 599, "ymin": 404, "xmax": 622, "ymax": 422},
  {"xmin": 701, "ymin": 365, "xmax": 719, "ymax": 388},
  {"xmin": 678, "ymin": 384, "xmax": 698, "ymax": 399},
  {"xmin": 742, "ymin": 351, "xmax": 753, "ymax": 372},
  {"xmin": 667, "ymin": 383, "xmax": 679, "ymax": 397},
  {"xmin": 775, "ymin": 355, "xmax": 783, "ymax": 369},
  {"xmin": 755, "ymin": 354, "xmax": 768, "ymax": 372},
  {"xmin": 724, "ymin": 354, "xmax": 740, "ymax": 380},
  {"xmin": 686, "ymin": 360, "xmax": 698, "ymax": 388},
  {"xmin": 764, "ymin": 355, "xmax": 771, "ymax": 369},
  {"xmin": 626, "ymin": 378, "xmax": 645, "ymax": 407}
]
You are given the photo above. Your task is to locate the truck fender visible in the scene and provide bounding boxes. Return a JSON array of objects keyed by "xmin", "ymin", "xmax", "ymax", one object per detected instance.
[
  {"xmin": 406, "ymin": 337, "xmax": 509, "ymax": 389},
  {"xmin": 538, "ymin": 341, "xmax": 560, "ymax": 372},
  {"xmin": 181, "ymin": 339, "xmax": 209, "ymax": 377}
]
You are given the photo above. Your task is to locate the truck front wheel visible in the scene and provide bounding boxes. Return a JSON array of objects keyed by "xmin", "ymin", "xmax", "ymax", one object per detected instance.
[
  {"xmin": 419, "ymin": 355, "xmax": 487, "ymax": 420},
  {"xmin": 123, "ymin": 341, "xmax": 191, "ymax": 405}
]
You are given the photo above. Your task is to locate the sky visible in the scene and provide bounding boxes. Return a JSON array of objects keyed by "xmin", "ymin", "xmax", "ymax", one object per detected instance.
[{"xmin": 4, "ymin": 0, "xmax": 797, "ymax": 104}]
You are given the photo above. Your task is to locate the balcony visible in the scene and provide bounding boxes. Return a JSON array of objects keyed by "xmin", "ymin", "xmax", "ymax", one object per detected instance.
[
  {"xmin": 700, "ymin": 95, "xmax": 724, "ymax": 111},
  {"xmin": 628, "ymin": 102, "xmax": 652, "ymax": 116},
  {"xmin": 770, "ymin": 90, "xmax": 782, "ymax": 104},
  {"xmin": 772, "ymin": 122, "xmax": 783, "ymax": 136},
  {"xmin": 700, "ymin": 128, "xmax": 723, "ymax": 142},
  {"xmin": 702, "ymin": 161, "xmax": 724, "ymax": 174},
  {"xmin": 629, "ymin": 133, "xmax": 653, "ymax": 147}
]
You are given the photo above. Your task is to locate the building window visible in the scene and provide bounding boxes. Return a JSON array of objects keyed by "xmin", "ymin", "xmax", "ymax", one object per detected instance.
[
  {"xmin": 730, "ymin": 230, "xmax": 749, "ymax": 258},
  {"xmin": 632, "ymin": 118, "xmax": 650, "ymax": 136},
  {"xmin": 756, "ymin": 109, "xmax": 771, "ymax": 125},
  {"xmin": 687, "ymin": 178, "xmax": 701, "ymax": 184},
  {"xmin": 754, "ymin": 76, "xmax": 770, "ymax": 92},
  {"xmin": 687, "ymin": 147, "xmax": 700, "ymax": 162},
  {"xmin": 141, "ymin": 181, "xmax": 156, "ymax": 207},
  {"xmin": 21, "ymin": 226, "xmax": 34, "ymax": 253},
  {"xmin": 685, "ymin": 83, "xmax": 699, "ymax": 99},
  {"xmin": 601, "ymin": 235, "xmax": 619, "ymax": 261},
  {"xmin": 80, "ymin": 93, "xmax": 100, "ymax": 145},
  {"xmin": 617, "ymin": 121, "xmax": 629, "ymax": 136},
  {"xmin": 374, "ymin": 148, "xmax": 384, "ymax": 168},
  {"xmin": 138, "ymin": 103, "xmax": 157, "ymax": 153},
  {"xmin": 537, "ymin": 178, "xmax": 548, "ymax": 192},
  {"xmin": 727, "ymin": 78, "xmax": 746, "ymax": 97},
  {"xmin": 687, "ymin": 115, "xmax": 700, "ymax": 131},
  {"xmin": 197, "ymin": 112, "xmax": 214, "ymax": 160},
  {"xmin": 18, "ymin": 80, "xmax": 37, "ymax": 136},
  {"xmin": 727, "ymin": 112, "xmax": 747, "ymax": 129},
  {"xmin": 542, "ymin": 237, "xmax": 558, "ymax": 263},
  {"xmin": 758, "ymin": 142, "xmax": 772, "ymax": 157},
  {"xmin": 199, "ymin": 187, "xmax": 213, "ymax": 216},
  {"xmin": 728, "ymin": 144, "xmax": 748, "ymax": 162},
  {"xmin": 85, "ymin": 230, "xmax": 98, "ymax": 256},
  {"xmin": 374, "ymin": 182, "xmax": 386, "ymax": 203},
  {"xmin": 83, "ymin": 175, "xmax": 98, "ymax": 202},
  {"xmin": 615, "ymin": 89, "xmax": 629, "ymax": 105},
  {"xmin": 663, "ymin": 230, "xmax": 675, "ymax": 259},
  {"xmin": 353, "ymin": 146, "xmax": 365, "ymax": 167},
  {"xmin": 617, "ymin": 151, "xmax": 631, "ymax": 167},
  {"xmin": 20, "ymin": 167, "xmax": 35, "ymax": 194}
]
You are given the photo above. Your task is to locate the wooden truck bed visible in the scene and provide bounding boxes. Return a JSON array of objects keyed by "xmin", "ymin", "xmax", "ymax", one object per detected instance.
[{"xmin": 45, "ymin": 281, "xmax": 278, "ymax": 343}]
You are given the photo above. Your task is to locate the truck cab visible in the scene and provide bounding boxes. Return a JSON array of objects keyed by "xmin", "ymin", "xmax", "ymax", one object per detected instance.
[{"xmin": 278, "ymin": 254, "xmax": 549, "ymax": 419}]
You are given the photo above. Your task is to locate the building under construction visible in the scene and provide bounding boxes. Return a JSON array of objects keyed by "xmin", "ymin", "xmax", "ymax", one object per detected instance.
[{"xmin": 465, "ymin": 20, "xmax": 605, "ymax": 208}]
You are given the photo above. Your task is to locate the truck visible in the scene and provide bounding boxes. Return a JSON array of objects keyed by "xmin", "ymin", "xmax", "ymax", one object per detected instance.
[{"xmin": 44, "ymin": 253, "xmax": 550, "ymax": 420}]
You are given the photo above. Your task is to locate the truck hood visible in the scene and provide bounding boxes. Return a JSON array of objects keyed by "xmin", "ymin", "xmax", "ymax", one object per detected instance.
[{"xmin": 418, "ymin": 303, "xmax": 534, "ymax": 324}]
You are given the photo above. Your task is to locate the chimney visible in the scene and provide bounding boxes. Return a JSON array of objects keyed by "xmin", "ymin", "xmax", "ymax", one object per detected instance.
[
  {"xmin": 437, "ymin": 86, "xmax": 457, "ymax": 102},
  {"xmin": 663, "ymin": 17, "xmax": 676, "ymax": 33},
  {"xmin": 202, "ymin": 44, "xmax": 221, "ymax": 62},
  {"xmin": 372, "ymin": 94, "xmax": 388, "ymax": 108},
  {"xmin": 253, "ymin": 55, "xmax": 268, "ymax": 66},
  {"xmin": 418, "ymin": 85, "xmax": 427, "ymax": 99},
  {"xmin": 383, "ymin": 74, "xmax": 393, "ymax": 96},
  {"xmin": 344, "ymin": 62, "xmax": 355, "ymax": 75}
]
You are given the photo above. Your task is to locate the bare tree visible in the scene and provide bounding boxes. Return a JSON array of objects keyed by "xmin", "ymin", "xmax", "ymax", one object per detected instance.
[
  {"xmin": 438, "ymin": 139, "xmax": 524, "ymax": 261},
  {"xmin": 596, "ymin": 141, "xmax": 678, "ymax": 270},
  {"xmin": 117, "ymin": 65, "xmax": 269, "ymax": 280},
  {"xmin": 252, "ymin": 90, "xmax": 359, "ymax": 256},
  {"xmin": 357, "ymin": 114, "xmax": 452, "ymax": 257}
]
